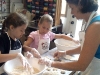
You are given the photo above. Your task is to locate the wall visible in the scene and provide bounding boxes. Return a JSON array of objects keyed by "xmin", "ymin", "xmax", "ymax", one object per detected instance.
[
  {"xmin": 61, "ymin": 0, "xmax": 100, "ymax": 40},
  {"xmin": 61, "ymin": 5, "xmax": 77, "ymax": 38},
  {"xmin": 10, "ymin": 0, "xmax": 23, "ymax": 13},
  {"xmin": 0, "ymin": 0, "xmax": 10, "ymax": 19}
]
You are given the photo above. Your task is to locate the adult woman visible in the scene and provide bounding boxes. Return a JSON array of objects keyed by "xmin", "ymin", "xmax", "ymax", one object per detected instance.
[{"xmin": 39, "ymin": 0, "xmax": 100, "ymax": 75}]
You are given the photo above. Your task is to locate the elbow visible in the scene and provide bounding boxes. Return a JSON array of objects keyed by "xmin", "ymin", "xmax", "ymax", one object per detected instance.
[
  {"xmin": 80, "ymin": 67, "xmax": 87, "ymax": 71},
  {"xmin": 23, "ymin": 41, "xmax": 30, "ymax": 47},
  {"xmin": 23, "ymin": 44, "xmax": 27, "ymax": 48},
  {"xmin": 78, "ymin": 64, "xmax": 88, "ymax": 71}
]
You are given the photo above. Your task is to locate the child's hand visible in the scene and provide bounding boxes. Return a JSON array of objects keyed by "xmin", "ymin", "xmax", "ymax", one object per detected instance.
[
  {"xmin": 17, "ymin": 53, "xmax": 33, "ymax": 71},
  {"xmin": 72, "ymin": 39, "xmax": 80, "ymax": 45},
  {"xmin": 38, "ymin": 57, "xmax": 53, "ymax": 67},
  {"xmin": 31, "ymin": 48, "xmax": 41, "ymax": 58},
  {"xmin": 25, "ymin": 51, "xmax": 33, "ymax": 58}
]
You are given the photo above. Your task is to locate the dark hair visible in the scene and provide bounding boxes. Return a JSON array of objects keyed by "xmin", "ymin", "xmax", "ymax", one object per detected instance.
[
  {"xmin": 66, "ymin": 0, "xmax": 98, "ymax": 13},
  {"xmin": 2, "ymin": 12, "xmax": 28, "ymax": 34},
  {"xmin": 39, "ymin": 14, "xmax": 53, "ymax": 26}
]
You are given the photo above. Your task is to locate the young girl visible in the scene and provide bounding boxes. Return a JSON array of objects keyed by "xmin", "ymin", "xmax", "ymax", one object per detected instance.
[
  {"xmin": 0, "ymin": 12, "xmax": 32, "ymax": 74},
  {"xmin": 23, "ymin": 14, "xmax": 76, "ymax": 56}
]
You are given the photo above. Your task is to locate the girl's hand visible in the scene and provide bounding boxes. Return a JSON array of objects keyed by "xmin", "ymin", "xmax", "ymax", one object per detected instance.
[
  {"xmin": 17, "ymin": 53, "xmax": 33, "ymax": 71},
  {"xmin": 38, "ymin": 57, "xmax": 53, "ymax": 67},
  {"xmin": 24, "ymin": 51, "xmax": 33, "ymax": 58},
  {"xmin": 31, "ymin": 48, "xmax": 41, "ymax": 58},
  {"xmin": 72, "ymin": 39, "xmax": 80, "ymax": 45}
]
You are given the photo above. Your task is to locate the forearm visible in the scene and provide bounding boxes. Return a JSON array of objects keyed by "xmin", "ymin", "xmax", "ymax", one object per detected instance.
[
  {"xmin": 55, "ymin": 34, "xmax": 73, "ymax": 41},
  {"xmin": 61, "ymin": 35, "xmax": 74, "ymax": 41},
  {"xmin": 66, "ymin": 46, "xmax": 81, "ymax": 55},
  {"xmin": 23, "ymin": 45, "xmax": 32, "ymax": 52},
  {"xmin": 51, "ymin": 61, "xmax": 84, "ymax": 71},
  {"xmin": 0, "ymin": 53, "xmax": 17, "ymax": 62}
]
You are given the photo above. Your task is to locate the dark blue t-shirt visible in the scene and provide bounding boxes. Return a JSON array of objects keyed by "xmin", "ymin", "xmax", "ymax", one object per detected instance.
[{"xmin": 0, "ymin": 33, "xmax": 21, "ymax": 66}]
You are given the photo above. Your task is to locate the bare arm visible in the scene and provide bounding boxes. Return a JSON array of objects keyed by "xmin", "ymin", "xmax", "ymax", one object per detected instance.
[
  {"xmin": 66, "ymin": 46, "xmax": 81, "ymax": 55},
  {"xmin": 55, "ymin": 34, "xmax": 81, "ymax": 55},
  {"xmin": 23, "ymin": 37, "xmax": 34, "ymax": 52},
  {"xmin": 0, "ymin": 51, "xmax": 18, "ymax": 62},
  {"xmin": 51, "ymin": 22, "xmax": 100, "ymax": 71},
  {"xmin": 55, "ymin": 34, "xmax": 74, "ymax": 41}
]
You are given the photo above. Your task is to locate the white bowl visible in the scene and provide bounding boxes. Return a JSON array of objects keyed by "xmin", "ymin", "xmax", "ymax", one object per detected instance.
[
  {"xmin": 4, "ymin": 57, "xmax": 46, "ymax": 75},
  {"xmin": 54, "ymin": 39, "xmax": 80, "ymax": 51}
]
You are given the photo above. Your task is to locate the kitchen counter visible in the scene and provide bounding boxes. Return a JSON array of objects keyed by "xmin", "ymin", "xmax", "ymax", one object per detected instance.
[
  {"xmin": 41, "ymin": 47, "xmax": 79, "ymax": 75},
  {"xmin": 1, "ymin": 47, "xmax": 79, "ymax": 75}
]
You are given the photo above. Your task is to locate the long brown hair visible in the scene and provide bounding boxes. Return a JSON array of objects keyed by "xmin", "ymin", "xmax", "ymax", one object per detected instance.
[{"xmin": 1, "ymin": 12, "xmax": 28, "ymax": 34}]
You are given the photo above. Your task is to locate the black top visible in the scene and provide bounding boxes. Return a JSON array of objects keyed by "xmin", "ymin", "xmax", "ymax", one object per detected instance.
[{"xmin": 0, "ymin": 33, "xmax": 21, "ymax": 66}]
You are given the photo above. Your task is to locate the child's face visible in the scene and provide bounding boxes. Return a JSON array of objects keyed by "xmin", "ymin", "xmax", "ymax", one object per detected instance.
[
  {"xmin": 38, "ymin": 21, "xmax": 52, "ymax": 35},
  {"xmin": 10, "ymin": 24, "xmax": 27, "ymax": 39}
]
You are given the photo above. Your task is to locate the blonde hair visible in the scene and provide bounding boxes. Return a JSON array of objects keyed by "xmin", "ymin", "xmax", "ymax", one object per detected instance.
[{"xmin": 39, "ymin": 14, "xmax": 53, "ymax": 26}]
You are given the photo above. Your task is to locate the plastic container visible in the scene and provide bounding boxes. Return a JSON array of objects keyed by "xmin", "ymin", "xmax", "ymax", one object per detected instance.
[
  {"xmin": 54, "ymin": 39, "xmax": 80, "ymax": 51},
  {"xmin": 4, "ymin": 57, "xmax": 46, "ymax": 75}
]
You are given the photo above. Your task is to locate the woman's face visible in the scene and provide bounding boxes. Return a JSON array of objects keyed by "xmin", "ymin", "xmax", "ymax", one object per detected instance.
[
  {"xmin": 38, "ymin": 21, "xmax": 52, "ymax": 35},
  {"xmin": 68, "ymin": 3, "xmax": 83, "ymax": 19}
]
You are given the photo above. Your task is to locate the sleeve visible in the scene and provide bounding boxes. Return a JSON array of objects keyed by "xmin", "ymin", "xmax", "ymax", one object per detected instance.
[
  {"xmin": 28, "ymin": 31, "xmax": 36, "ymax": 40},
  {"xmin": 0, "ymin": 37, "xmax": 5, "ymax": 53},
  {"xmin": 49, "ymin": 31, "xmax": 56, "ymax": 41}
]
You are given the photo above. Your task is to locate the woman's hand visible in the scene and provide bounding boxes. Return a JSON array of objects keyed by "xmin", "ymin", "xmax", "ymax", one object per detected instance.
[
  {"xmin": 54, "ymin": 51, "xmax": 66, "ymax": 58},
  {"xmin": 31, "ymin": 48, "xmax": 41, "ymax": 58}
]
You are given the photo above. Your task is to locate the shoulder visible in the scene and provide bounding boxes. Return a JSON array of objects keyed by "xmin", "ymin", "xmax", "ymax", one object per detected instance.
[
  {"xmin": 88, "ymin": 22, "xmax": 100, "ymax": 31},
  {"xmin": 86, "ymin": 22, "xmax": 100, "ymax": 38},
  {"xmin": 28, "ymin": 31, "xmax": 38, "ymax": 39},
  {"xmin": 0, "ymin": 33, "xmax": 9, "ymax": 52},
  {"xmin": 47, "ymin": 31, "xmax": 55, "ymax": 40},
  {"xmin": 29, "ymin": 31, "xmax": 38, "ymax": 35},
  {"xmin": 47, "ymin": 31, "xmax": 55, "ymax": 35},
  {"xmin": 0, "ymin": 33, "xmax": 8, "ymax": 41}
]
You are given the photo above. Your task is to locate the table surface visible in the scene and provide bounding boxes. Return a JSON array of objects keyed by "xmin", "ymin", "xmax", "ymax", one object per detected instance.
[
  {"xmin": 2, "ymin": 47, "xmax": 79, "ymax": 75},
  {"xmin": 41, "ymin": 47, "xmax": 79, "ymax": 75}
]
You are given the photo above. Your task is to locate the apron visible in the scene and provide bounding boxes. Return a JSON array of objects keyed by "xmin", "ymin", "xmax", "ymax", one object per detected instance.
[
  {"xmin": 75, "ymin": 11, "xmax": 100, "ymax": 75},
  {"xmin": 37, "ymin": 31, "xmax": 50, "ymax": 55},
  {"xmin": 0, "ymin": 32, "xmax": 22, "ymax": 74}
]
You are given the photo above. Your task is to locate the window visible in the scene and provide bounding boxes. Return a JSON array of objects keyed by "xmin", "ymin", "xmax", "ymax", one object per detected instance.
[{"xmin": 61, "ymin": 0, "xmax": 67, "ymax": 17}]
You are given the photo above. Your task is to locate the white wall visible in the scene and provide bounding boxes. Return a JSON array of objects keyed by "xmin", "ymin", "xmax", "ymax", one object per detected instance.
[
  {"xmin": 61, "ymin": 6, "xmax": 78, "ymax": 38},
  {"xmin": 61, "ymin": 0, "xmax": 100, "ymax": 40},
  {"xmin": 10, "ymin": 0, "xmax": 23, "ymax": 12}
]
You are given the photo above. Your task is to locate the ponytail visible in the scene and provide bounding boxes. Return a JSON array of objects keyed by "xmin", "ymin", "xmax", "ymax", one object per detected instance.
[{"xmin": 1, "ymin": 19, "xmax": 7, "ymax": 34}]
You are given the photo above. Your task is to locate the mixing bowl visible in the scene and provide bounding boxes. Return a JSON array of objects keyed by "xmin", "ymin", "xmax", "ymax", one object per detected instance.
[
  {"xmin": 4, "ymin": 57, "xmax": 46, "ymax": 75},
  {"xmin": 54, "ymin": 38, "xmax": 80, "ymax": 51}
]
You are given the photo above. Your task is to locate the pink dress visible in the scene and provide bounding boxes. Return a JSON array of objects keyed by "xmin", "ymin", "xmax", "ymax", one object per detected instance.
[{"xmin": 28, "ymin": 30, "xmax": 55, "ymax": 49}]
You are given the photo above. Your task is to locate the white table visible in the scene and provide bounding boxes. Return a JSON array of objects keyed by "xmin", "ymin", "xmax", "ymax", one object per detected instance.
[{"xmin": 41, "ymin": 47, "xmax": 79, "ymax": 75}]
